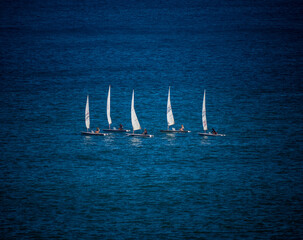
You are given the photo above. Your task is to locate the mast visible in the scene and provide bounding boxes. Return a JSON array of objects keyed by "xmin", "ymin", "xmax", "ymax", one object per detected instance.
[
  {"xmin": 107, "ymin": 85, "xmax": 112, "ymax": 129},
  {"xmin": 85, "ymin": 95, "xmax": 90, "ymax": 132},
  {"xmin": 202, "ymin": 90, "xmax": 207, "ymax": 132},
  {"xmin": 131, "ymin": 90, "xmax": 141, "ymax": 133},
  {"xmin": 167, "ymin": 86, "xmax": 175, "ymax": 130}
]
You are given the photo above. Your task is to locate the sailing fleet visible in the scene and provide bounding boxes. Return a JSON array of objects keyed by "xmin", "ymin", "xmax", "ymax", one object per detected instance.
[{"xmin": 81, "ymin": 86, "xmax": 225, "ymax": 137}]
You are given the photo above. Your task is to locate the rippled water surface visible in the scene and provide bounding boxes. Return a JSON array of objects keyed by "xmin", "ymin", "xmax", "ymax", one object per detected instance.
[{"xmin": 1, "ymin": 0, "xmax": 303, "ymax": 239}]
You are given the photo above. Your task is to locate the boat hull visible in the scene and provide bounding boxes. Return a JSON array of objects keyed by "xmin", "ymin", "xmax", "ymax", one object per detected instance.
[
  {"xmin": 127, "ymin": 133, "xmax": 154, "ymax": 138},
  {"xmin": 198, "ymin": 132, "xmax": 225, "ymax": 136},
  {"xmin": 81, "ymin": 131, "xmax": 108, "ymax": 136},
  {"xmin": 103, "ymin": 129, "xmax": 130, "ymax": 132},
  {"xmin": 160, "ymin": 130, "xmax": 191, "ymax": 133}
]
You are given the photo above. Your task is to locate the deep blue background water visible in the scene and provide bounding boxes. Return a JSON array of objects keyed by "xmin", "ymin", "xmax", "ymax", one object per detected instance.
[{"xmin": 1, "ymin": 0, "xmax": 303, "ymax": 239}]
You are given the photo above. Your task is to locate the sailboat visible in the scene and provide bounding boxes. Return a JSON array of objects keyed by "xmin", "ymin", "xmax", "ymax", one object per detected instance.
[
  {"xmin": 127, "ymin": 90, "xmax": 153, "ymax": 138},
  {"xmin": 160, "ymin": 86, "xmax": 190, "ymax": 133},
  {"xmin": 103, "ymin": 85, "xmax": 130, "ymax": 132},
  {"xmin": 81, "ymin": 95, "xmax": 108, "ymax": 136},
  {"xmin": 198, "ymin": 90, "xmax": 225, "ymax": 136}
]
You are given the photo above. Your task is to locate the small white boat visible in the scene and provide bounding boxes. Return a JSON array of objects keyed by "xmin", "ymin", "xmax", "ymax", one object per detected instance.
[
  {"xmin": 81, "ymin": 95, "xmax": 108, "ymax": 136},
  {"xmin": 198, "ymin": 90, "xmax": 225, "ymax": 137},
  {"xmin": 81, "ymin": 131, "xmax": 109, "ymax": 136},
  {"xmin": 103, "ymin": 129, "xmax": 130, "ymax": 132},
  {"xmin": 127, "ymin": 133, "xmax": 154, "ymax": 138},
  {"xmin": 127, "ymin": 90, "xmax": 154, "ymax": 138},
  {"xmin": 160, "ymin": 87, "xmax": 190, "ymax": 133},
  {"xmin": 103, "ymin": 85, "xmax": 130, "ymax": 133},
  {"xmin": 160, "ymin": 129, "xmax": 190, "ymax": 133}
]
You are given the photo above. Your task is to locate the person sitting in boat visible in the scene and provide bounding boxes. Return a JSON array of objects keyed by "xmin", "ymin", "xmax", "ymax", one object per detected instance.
[
  {"xmin": 119, "ymin": 124, "xmax": 123, "ymax": 130},
  {"xmin": 211, "ymin": 128, "xmax": 217, "ymax": 135},
  {"xmin": 95, "ymin": 127, "xmax": 100, "ymax": 133},
  {"xmin": 143, "ymin": 128, "xmax": 148, "ymax": 135},
  {"xmin": 179, "ymin": 124, "xmax": 184, "ymax": 131}
]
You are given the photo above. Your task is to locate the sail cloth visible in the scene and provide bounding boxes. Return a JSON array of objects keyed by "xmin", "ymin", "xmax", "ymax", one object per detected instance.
[
  {"xmin": 107, "ymin": 85, "xmax": 112, "ymax": 125},
  {"xmin": 131, "ymin": 90, "xmax": 141, "ymax": 131},
  {"xmin": 85, "ymin": 95, "xmax": 90, "ymax": 129},
  {"xmin": 167, "ymin": 87, "xmax": 175, "ymax": 126},
  {"xmin": 202, "ymin": 90, "xmax": 207, "ymax": 131}
]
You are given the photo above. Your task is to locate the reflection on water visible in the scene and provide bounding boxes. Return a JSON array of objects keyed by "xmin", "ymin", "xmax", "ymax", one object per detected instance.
[
  {"xmin": 163, "ymin": 133, "xmax": 176, "ymax": 146},
  {"xmin": 129, "ymin": 136, "xmax": 142, "ymax": 147},
  {"xmin": 103, "ymin": 134, "xmax": 120, "ymax": 150},
  {"xmin": 82, "ymin": 135, "xmax": 96, "ymax": 146},
  {"xmin": 200, "ymin": 136, "xmax": 211, "ymax": 146},
  {"xmin": 103, "ymin": 134, "xmax": 115, "ymax": 144}
]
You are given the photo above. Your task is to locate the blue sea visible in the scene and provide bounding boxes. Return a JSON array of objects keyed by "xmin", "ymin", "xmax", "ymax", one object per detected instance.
[{"xmin": 1, "ymin": 0, "xmax": 303, "ymax": 239}]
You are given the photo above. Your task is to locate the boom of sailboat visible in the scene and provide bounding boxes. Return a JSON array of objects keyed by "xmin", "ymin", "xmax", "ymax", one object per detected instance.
[{"xmin": 81, "ymin": 87, "xmax": 225, "ymax": 137}]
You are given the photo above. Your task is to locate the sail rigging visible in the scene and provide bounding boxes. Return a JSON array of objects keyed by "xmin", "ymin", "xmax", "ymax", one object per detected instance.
[
  {"xmin": 107, "ymin": 85, "xmax": 112, "ymax": 127},
  {"xmin": 167, "ymin": 86, "xmax": 175, "ymax": 127},
  {"xmin": 85, "ymin": 95, "xmax": 90, "ymax": 130},
  {"xmin": 131, "ymin": 90, "xmax": 141, "ymax": 131},
  {"xmin": 202, "ymin": 90, "xmax": 207, "ymax": 131}
]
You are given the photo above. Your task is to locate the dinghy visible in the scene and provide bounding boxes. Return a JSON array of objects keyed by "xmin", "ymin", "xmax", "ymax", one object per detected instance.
[
  {"xmin": 103, "ymin": 128, "xmax": 130, "ymax": 132},
  {"xmin": 81, "ymin": 95, "xmax": 108, "ymax": 136},
  {"xmin": 127, "ymin": 90, "xmax": 154, "ymax": 138},
  {"xmin": 103, "ymin": 85, "xmax": 130, "ymax": 133},
  {"xmin": 160, "ymin": 87, "xmax": 190, "ymax": 133},
  {"xmin": 81, "ymin": 131, "xmax": 109, "ymax": 136},
  {"xmin": 198, "ymin": 90, "xmax": 225, "ymax": 137}
]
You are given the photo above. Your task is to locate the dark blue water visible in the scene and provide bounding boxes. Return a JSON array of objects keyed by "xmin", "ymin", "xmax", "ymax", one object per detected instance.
[{"xmin": 1, "ymin": 0, "xmax": 303, "ymax": 239}]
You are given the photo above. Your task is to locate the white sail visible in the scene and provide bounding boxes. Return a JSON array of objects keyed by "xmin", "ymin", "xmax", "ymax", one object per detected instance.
[
  {"xmin": 107, "ymin": 85, "xmax": 112, "ymax": 126},
  {"xmin": 85, "ymin": 95, "xmax": 90, "ymax": 130},
  {"xmin": 167, "ymin": 86, "xmax": 175, "ymax": 127},
  {"xmin": 131, "ymin": 90, "xmax": 141, "ymax": 131},
  {"xmin": 202, "ymin": 90, "xmax": 207, "ymax": 131}
]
